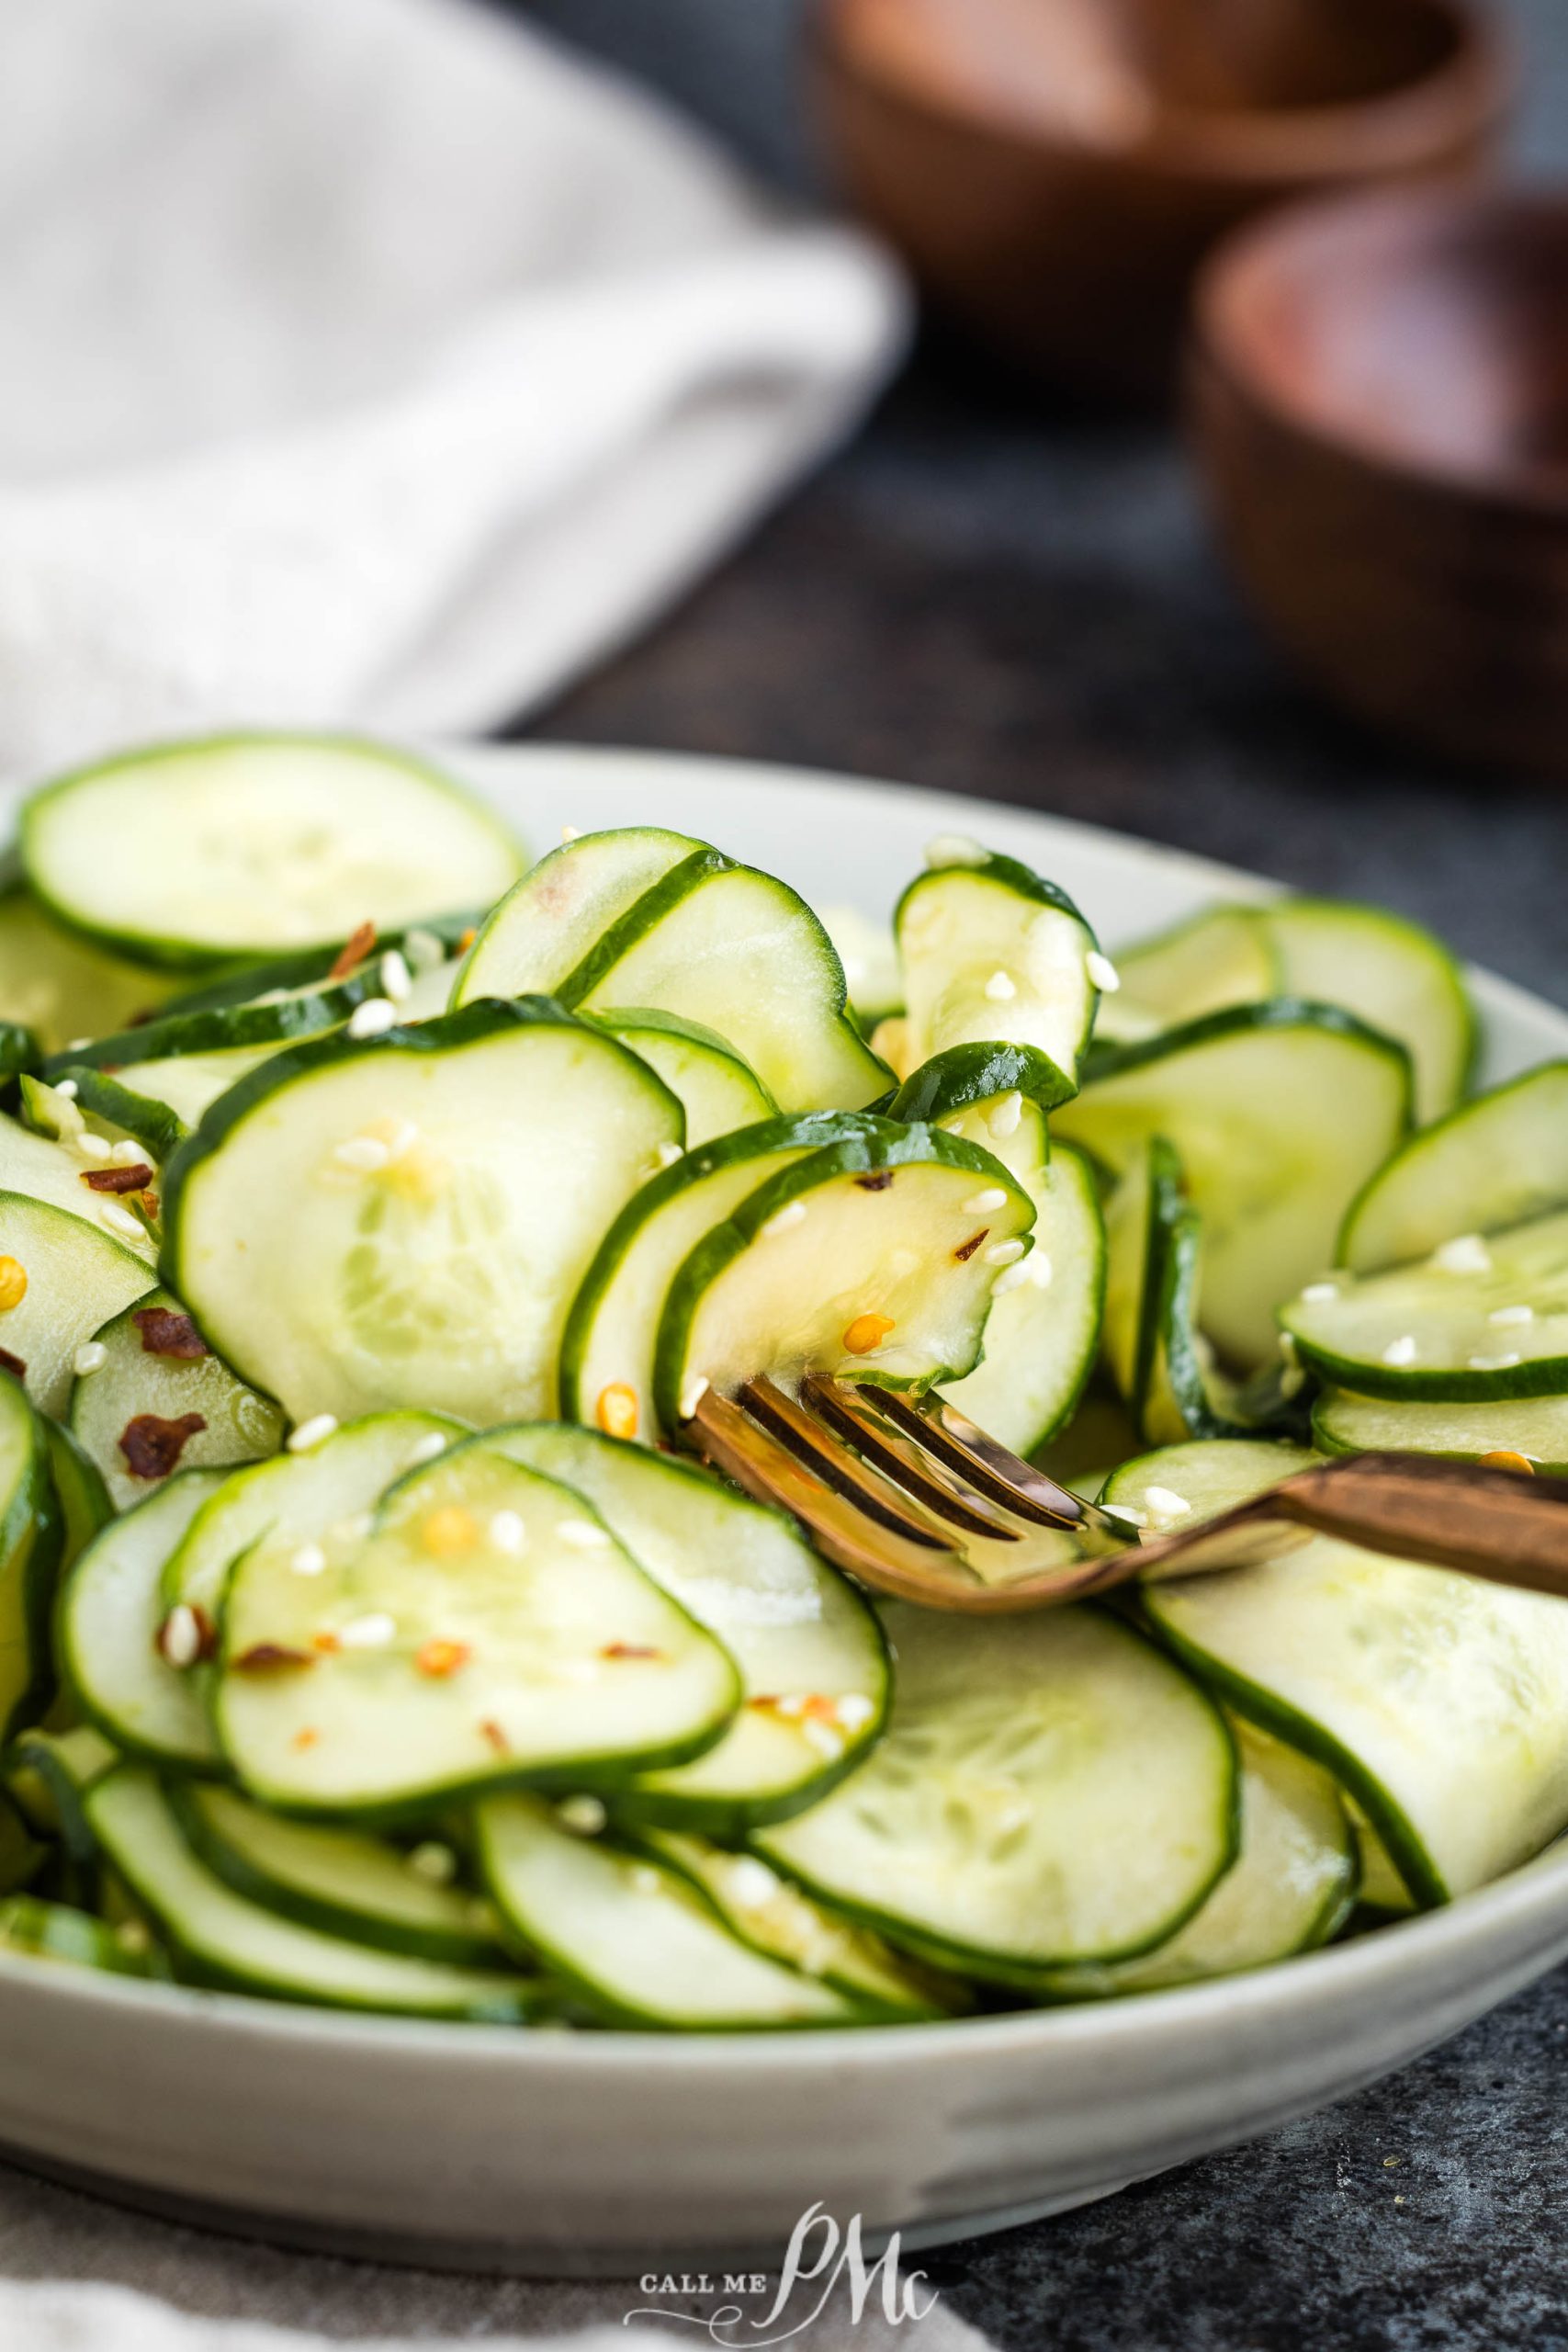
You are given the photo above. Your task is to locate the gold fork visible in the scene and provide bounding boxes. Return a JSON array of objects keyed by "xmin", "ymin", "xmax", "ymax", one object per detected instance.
[{"xmin": 688, "ymin": 1375, "xmax": 1568, "ymax": 1611}]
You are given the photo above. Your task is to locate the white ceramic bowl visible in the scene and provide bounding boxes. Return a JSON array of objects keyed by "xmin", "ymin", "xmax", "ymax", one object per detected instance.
[{"xmin": 4, "ymin": 743, "xmax": 1565, "ymax": 2277}]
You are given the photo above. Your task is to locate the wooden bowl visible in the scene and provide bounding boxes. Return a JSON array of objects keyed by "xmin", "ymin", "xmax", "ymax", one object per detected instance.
[
  {"xmin": 813, "ymin": 0, "xmax": 1511, "ymax": 402},
  {"xmin": 1190, "ymin": 186, "xmax": 1568, "ymax": 779}
]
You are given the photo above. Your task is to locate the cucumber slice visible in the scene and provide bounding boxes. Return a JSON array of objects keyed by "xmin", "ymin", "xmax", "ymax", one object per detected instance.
[
  {"xmin": 887, "ymin": 1038, "xmax": 1077, "ymax": 1124},
  {"xmin": 51, "ymin": 967, "xmax": 392, "ymax": 1080},
  {"xmin": 1353, "ymin": 1810, "xmax": 1416, "ymax": 1917},
  {"xmin": 559, "ymin": 1113, "xmax": 877, "ymax": 1441},
  {"xmin": 1100, "ymin": 1437, "xmax": 1320, "ymax": 1527},
  {"xmin": 1314, "ymin": 1387, "xmax": 1568, "ymax": 1476},
  {"xmin": 477, "ymin": 1425, "xmax": 888, "ymax": 1832},
  {"xmin": 1095, "ymin": 907, "xmax": 1278, "ymax": 1046},
  {"xmin": 4, "ymin": 1724, "xmax": 115, "ymax": 1907},
  {"xmin": 896, "ymin": 849, "xmax": 1100, "ymax": 1083},
  {"xmin": 217, "ymin": 1442, "xmax": 740, "ymax": 1816},
  {"xmin": 44, "ymin": 1421, "xmax": 113, "ymax": 1571},
  {"xmin": 559, "ymin": 858, "xmax": 888, "ymax": 1115},
  {"xmin": 0, "ymin": 1194, "xmax": 153, "ymax": 1418},
  {"xmin": 46, "ymin": 1069, "xmax": 186, "ymax": 1165},
  {"xmin": 171, "ymin": 1782, "xmax": 505, "ymax": 1965},
  {"xmin": 1032, "ymin": 1724, "xmax": 1355, "ymax": 1998},
  {"xmin": 87, "ymin": 1768, "xmax": 541, "ymax": 2018},
  {"xmin": 1115, "ymin": 1442, "xmax": 1568, "ymax": 1903},
  {"xmin": 589, "ymin": 1010, "xmax": 776, "ymax": 1146},
  {"xmin": 758, "ymin": 1604, "xmax": 1235, "ymax": 1981},
  {"xmin": 0, "ymin": 1894, "xmax": 161, "ymax": 1977},
  {"xmin": 456, "ymin": 828, "xmax": 703, "ymax": 1005},
  {"xmin": 476, "ymin": 1795, "xmax": 853, "ymax": 2030},
  {"xmin": 163, "ymin": 999, "xmax": 684, "ymax": 1428},
  {"xmin": 1056, "ymin": 1003, "xmax": 1412, "ymax": 1367},
  {"xmin": 936, "ymin": 1107, "xmax": 1106, "ymax": 1456},
  {"xmin": 0, "ymin": 1786, "xmax": 42, "ymax": 1896},
  {"xmin": 0, "ymin": 1114, "xmax": 158, "ymax": 1265},
  {"xmin": 817, "ymin": 906, "xmax": 902, "ymax": 1031},
  {"xmin": 1341, "ymin": 1064, "xmax": 1568, "ymax": 1275},
  {"xmin": 1280, "ymin": 1210, "xmax": 1568, "ymax": 1401},
  {"xmin": 0, "ymin": 888, "xmax": 175, "ymax": 1055},
  {"xmin": 63, "ymin": 1049, "xmax": 280, "ymax": 1157},
  {"xmin": 22, "ymin": 736, "xmax": 523, "ymax": 970},
  {"xmin": 1107, "ymin": 1138, "xmax": 1258, "ymax": 1446},
  {"xmin": 639, "ymin": 1829, "xmax": 960, "ymax": 2018},
  {"xmin": 69, "ymin": 1288, "xmax": 284, "ymax": 1510},
  {"xmin": 0, "ymin": 1375, "xmax": 58, "ymax": 1745},
  {"xmin": 158, "ymin": 911, "xmax": 475, "ymax": 1021},
  {"xmin": 1264, "ymin": 899, "xmax": 1475, "ymax": 1125},
  {"xmin": 654, "ymin": 1125, "xmax": 1036, "ymax": 1429},
  {"xmin": 61, "ymin": 1469, "xmax": 231, "ymax": 1770}
]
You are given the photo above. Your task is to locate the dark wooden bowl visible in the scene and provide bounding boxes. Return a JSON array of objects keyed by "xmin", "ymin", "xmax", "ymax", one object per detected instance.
[
  {"xmin": 1190, "ymin": 186, "xmax": 1568, "ymax": 779},
  {"xmin": 813, "ymin": 0, "xmax": 1511, "ymax": 402}
]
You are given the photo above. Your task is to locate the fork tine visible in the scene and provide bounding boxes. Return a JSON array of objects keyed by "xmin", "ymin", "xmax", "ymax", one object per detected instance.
[
  {"xmin": 798, "ymin": 1372, "xmax": 1022, "ymax": 1541},
  {"xmin": 823, "ymin": 1381, "xmax": 1093, "ymax": 1531},
  {"xmin": 738, "ymin": 1376, "xmax": 953, "ymax": 1548}
]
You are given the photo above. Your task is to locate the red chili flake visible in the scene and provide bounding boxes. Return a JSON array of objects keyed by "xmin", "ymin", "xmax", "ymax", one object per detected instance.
[
  {"xmin": 601, "ymin": 1643, "xmax": 660, "ymax": 1661},
  {"xmin": 232, "ymin": 1643, "xmax": 314, "ymax": 1672},
  {"xmin": 0, "ymin": 1349, "xmax": 25, "ymax": 1380},
  {"xmin": 154, "ymin": 1604, "xmax": 217, "ymax": 1667},
  {"xmin": 132, "ymin": 1306, "xmax": 208, "ymax": 1360},
  {"xmin": 81, "ymin": 1162, "xmax": 154, "ymax": 1194},
  {"xmin": 119, "ymin": 1411, "xmax": 207, "ymax": 1479},
  {"xmin": 329, "ymin": 920, "xmax": 377, "ymax": 980},
  {"xmin": 312, "ymin": 1631, "xmax": 342, "ymax": 1655},
  {"xmin": 855, "ymin": 1171, "xmax": 894, "ymax": 1192},
  {"xmin": 747, "ymin": 1694, "xmax": 782, "ymax": 1710},
  {"xmin": 140, "ymin": 1191, "xmax": 160, "ymax": 1220},
  {"xmin": 953, "ymin": 1228, "xmax": 989, "ymax": 1262},
  {"xmin": 416, "ymin": 1638, "xmax": 470, "ymax": 1679},
  {"xmin": 479, "ymin": 1717, "xmax": 510, "ymax": 1754},
  {"xmin": 802, "ymin": 1694, "xmax": 840, "ymax": 1723}
]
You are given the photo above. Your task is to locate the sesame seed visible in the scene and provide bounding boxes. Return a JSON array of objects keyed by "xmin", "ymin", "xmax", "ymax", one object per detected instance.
[
  {"xmin": 64, "ymin": 1038, "xmax": 89, "ymax": 1053},
  {"xmin": 347, "ymin": 997, "xmax": 399, "ymax": 1040},
  {"xmin": 1468, "ymin": 1352, "xmax": 1521, "ymax": 1372},
  {"xmin": 161, "ymin": 1604, "xmax": 203, "ymax": 1668},
  {"xmin": 109, "ymin": 1137, "xmax": 148, "ymax": 1166},
  {"xmin": 489, "ymin": 1510, "xmax": 527, "ymax": 1554},
  {"xmin": 1085, "ymin": 950, "xmax": 1121, "ymax": 993},
  {"xmin": 835, "ymin": 1693, "xmax": 876, "ymax": 1733},
  {"xmin": 1144, "ymin": 1485, "xmax": 1191, "ymax": 1526},
  {"xmin": 727, "ymin": 1857, "xmax": 781, "ymax": 1907},
  {"xmin": 559, "ymin": 1518, "xmax": 611, "ymax": 1550},
  {"xmin": 1301, "ymin": 1282, "xmax": 1340, "ymax": 1305},
  {"xmin": 73, "ymin": 1341, "xmax": 107, "ymax": 1376},
  {"xmin": 74, "ymin": 1134, "xmax": 111, "ymax": 1163},
  {"xmin": 378, "ymin": 950, "xmax": 412, "ymax": 1002},
  {"xmin": 560, "ymin": 824, "xmax": 581, "ymax": 843},
  {"xmin": 775, "ymin": 1694, "xmax": 808, "ymax": 1719},
  {"xmin": 1103, "ymin": 1503, "xmax": 1147, "ymax": 1532},
  {"xmin": 403, "ymin": 927, "xmax": 445, "ymax": 976},
  {"xmin": 290, "ymin": 1544, "xmax": 327, "ymax": 1577},
  {"xmin": 983, "ymin": 969, "xmax": 1017, "ymax": 1003},
  {"xmin": 1279, "ymin": 1331, "xmax": 1298, "ymax": 1363},
  {"xmin": 406, "ymin": 1430, "xmax": 449, "ymax": 1464},
  {"xmin": 679, "ymin": 1374, "xmax": 710, "ymax": 1420},
  {"xmin": 1489, "ymin": 1305, "xmax": 1535, "ymax": 1327},
  {"xmin": 381, "ymin": 1116, "xmax": 420, "ymax": 1161},
  {"xmin": 333, "ymin": 1135, "xmax": 389, "ymax": 1172},
  {"xmin": 1280, "ymin": 1363, "xmax": 1305, "ymax": 1399},
  {"xmin": 1382, "ymin": 1335, "xmax": 1419, "ymax": 1367},
  {"xmin": 406, "ymin": 1841, "xmax": 457, "ymax": 1886},
  {"xmin": 985, "ymin": 1239, "xmax": 1026, "ymax": 1267},
  {"xmin": 338, "ymin": 1611, "xmax": 397, "ymax": 1648},
  {"xmin": 761, "ymin": 1201, "xmax": 807, "ymax": 1240},
  {"xmin": 1027, "ymin": 1252, "xmax": 1054, "ymax": 1290},
  {"xmin": 991, "ymin": 1260, "xmax": 1032, "ymax": 1295},
  {"xmin": 101, "ymin": 1204, "xmax": 144, "ymax": 1238},
  {"xmin": 288, "ymin": 1413, "xmax": 339, "ymax": 1453},
  {"xmin": 655, "ymin": 1140, "xmax": 683, "ymax": 1170},
  {"xmin": 964, "ymin": 1188, "xmax": 1008, "ymax": 1215},
  {"xmin": 923, "ymin": 833, "xmax": 987, "ymax": 869},
  {"xmin": 627, "ymin": 1864, "xmax": 664, "ymax": 1896},
  {"xmin": 1433, "ymin": 1234, "xmax": 1491, "ymax": 1275},
  {"xmin": 987, "ymin": 1091, "xmax": 1023, "ymax": 1140},
  {"xmin": 802, "ymin": 1718, "xmax": 844, "ymax": 1759},
  {"xmin": 52, "ymin": 1080, "xmax": 77, "ymax": 1102},
  {"xmin": 556, "ymin": 1793, "xmax": 606, "ymax": 1837}
]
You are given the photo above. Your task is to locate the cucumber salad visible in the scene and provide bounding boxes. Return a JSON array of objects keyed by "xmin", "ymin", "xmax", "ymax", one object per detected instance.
[{"xmin": 0, "ymin": 732, "xmax": 1563, "ymax": 2029}]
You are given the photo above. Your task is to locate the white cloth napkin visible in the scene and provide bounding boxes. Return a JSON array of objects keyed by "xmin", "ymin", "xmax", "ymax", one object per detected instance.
[{"xmin": 0, "ymin": 0, "xmax": 907, "ymax": 773}]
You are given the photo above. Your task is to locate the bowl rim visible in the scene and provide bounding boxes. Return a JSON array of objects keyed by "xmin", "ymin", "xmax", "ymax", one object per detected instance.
[
  {"xmin": 814, "ymin": 0, "xmax": 1512, "ymax": 187},
  {"xmin": 1191, "ymin": 180, "xmax": 1568, "ymax": 520}
]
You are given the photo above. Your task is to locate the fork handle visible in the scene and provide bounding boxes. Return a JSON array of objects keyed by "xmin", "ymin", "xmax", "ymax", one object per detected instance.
[{"xmin": 1271, "ymin": 1452, "xmax": 1568, "ymax": 1600}]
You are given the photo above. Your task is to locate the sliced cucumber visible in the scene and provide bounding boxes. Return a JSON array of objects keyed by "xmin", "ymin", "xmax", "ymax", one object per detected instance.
[
  {"xmin": 1264, "ymin": 899, "xmax": 1475, "ymax": 1125},
  {"xmin": 1280, "ymin": 1210, "xmax": 1568, "ymax": 1401},
  {"xmin": 654, "ymin": 1125, "xmax": 1036, "ymax": 1430},
  {"xmin": 87, "ymin": 1768, "xmax": 541, "ymax": 2018},
  {"xmin": 1342, "ymin": 1064, "xmax": 1568, "ymax": 1275},
  {"xmin": 61, "ymin": 1469, "xmax": 230, "ymax": 1770},
  {"xmin": 1353, "ymin": 1809, "xmax": 1416, "ymax": 1917},
  {"xmin": 47, "ymin": 1068, "xmax": 188, "ymax": 1164},
  {"xmin": 589, "ymin": 1011, "xmax": 776, "ymax": 1147},
  {"xmin": 887, "ymin": 1037, "xmax": 1077, "ymax": 1124},
  {"xmin": 0, "ymin": 1196, "xmax": 151, "ymax": 1417},
  {"xmin": 0, "ymin": 1894, "xmax": 162, "ymax": 1978},
  {"xmin": 0, "ymin": 1374, "xmax": 58, "ymax": 1744},
  {"xmin": 22, "ymin": 735, "xmax": 522, "ymax": 970},
  {"xmin": 558, "ymin": 858, "xmax": 888, "ymax": 1115},
  {"xmin": 640, "ymin": 1829, "xmax": 959, "ymax": 2018},
  {"xmin": 817, "ymin": 906, "xmax": 902, "ymax": 1031},
  {"xmin": 756, "ymin": 1604, "xmax": 1236, "ymax": 1981},
  {"xmin": 158, "ymin": 911, "xmax": 475, "ymax": 1021},
  {"xmin": 476, "ymin": 1795, "xmax": 853, "ymax": 2030},
  {"xmin": 478, "ymin": 1424, "xmax": 888, "ymax": 1832},
  {"xmin": 51, "ymin": 968, "xmax": 391, "ymax": 1080},
  {"xmin": 69, "ymin": 1288, "xmax": 284, "ymax": 1510},
  {"xmin": 0, "ymin": 888, "xmax": 175, "ymax": 1055},
  {"xmin": 1095, "ymin": 907, "xmax": 1278, "ymax": 1046},
  {"xmin": 1032, "ymin": 1724, "xmax": 1355, "ymax": 1999},
  {"xmin": 1108, "ymin": 1137, "xmax": 1258, "ymax": 1446},
  {"xmin": 559, "ymin": 1113, "xmax": 876, "ymax": 1442},
  {"xmin": 4, "ymin": 1724, "xmax": 115, "ymax": 1906},
  {"xmin": 0, "ymin": 1114, "xmax": 158, "ymax": 1262},
  {"xmin": 217, "ymin": 1442, "xmax": 740, "ymax": 1816},
  {"xmin": 163, "ymin": 999, "xmax": 684, "ymax": 1429},
  {"xmin": 456, "ymin": 828, "xmax": 702, "ymax": 1005},
  {"xmin": 896, "ymin": 849, "xmax": 1100, "ymax": 1083},
  {"xmin": 1100, "ymin": 1437, "xmax": 1320, "ymax": 1528},
  {"xmin": 1055, "ymin": 1004, "xmax": 1412, "ymax": 1367},
  {"xmin": 1314, "ymin": 1387, "xmax": 1568, "ymax": 1476},
  {"xmin": 44, "ymin": 1421, "xmax": 113, "ymax": 1571},
  {"xmin": 171, "ymin": 1782, "xmax": 506, "ymax": 1965}
]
